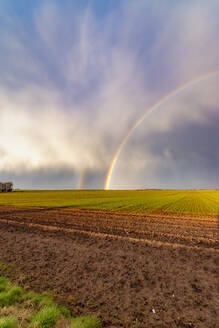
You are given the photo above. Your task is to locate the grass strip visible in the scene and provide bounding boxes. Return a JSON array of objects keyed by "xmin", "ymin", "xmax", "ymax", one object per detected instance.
[
  {"xmin": 0, "ymin": 275, "xmax": 100, "ymax": 328},
  {"xmin": 0, "ymin": 316, "xmax": 17, "ymax": 328},
  {"xmin": 69, "ymin": 316, "xmax": 101, "ymax": 328}
]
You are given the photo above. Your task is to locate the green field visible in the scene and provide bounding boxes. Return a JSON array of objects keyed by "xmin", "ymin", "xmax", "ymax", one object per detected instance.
[{"xmin": 0, "ymin": 189, "xmax": 219, "ymax": 217}]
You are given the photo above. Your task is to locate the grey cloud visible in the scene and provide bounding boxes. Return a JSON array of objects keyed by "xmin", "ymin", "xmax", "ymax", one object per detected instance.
[
  {"xmin": 0, "ymin": 167, "xmax": 106, "ymax": 190},
  {"xmin": 111, "ymin": 104, "xmax": 219, "ymax": 189},
  {"xmin": 0, "ymin": 168, "xmax": 77, "ymax": 190},
  {"xmin": 0, "ymin": 0, "xmax": 219, "ymax": 189}
]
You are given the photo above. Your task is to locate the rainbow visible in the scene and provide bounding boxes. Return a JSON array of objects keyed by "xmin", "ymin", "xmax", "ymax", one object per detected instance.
[
  {"xmin": 104, "ymin": 70, "xmax": 219, "ymax": 190},
  {"xmin": 77, "ymin": 167, "xmax": 86, "ymax": 189}
]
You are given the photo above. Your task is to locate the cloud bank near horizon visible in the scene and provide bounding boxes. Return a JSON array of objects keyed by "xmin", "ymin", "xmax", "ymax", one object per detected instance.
[{"xmin": 0, "ymin": 0, "xmax": 219, "ymax": 189}]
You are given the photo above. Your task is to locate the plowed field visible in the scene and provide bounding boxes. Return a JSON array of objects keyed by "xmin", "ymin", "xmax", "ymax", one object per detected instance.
[{"xmin": 0, "ymin": 206, "xmax": 218, "ymax": 328}]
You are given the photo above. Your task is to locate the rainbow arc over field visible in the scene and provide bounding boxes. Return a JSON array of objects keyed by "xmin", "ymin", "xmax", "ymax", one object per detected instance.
[
  {"xmin": 104, "ymin": 70, "xmax": 219, "ymax": 190},
  {"xmin": 77, "ymin": 167, "xmax": 86, "ymax": 189}
]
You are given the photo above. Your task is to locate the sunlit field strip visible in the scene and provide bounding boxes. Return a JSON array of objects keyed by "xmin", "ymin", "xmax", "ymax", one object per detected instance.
[{"xmin": 0, "ymin": 190, "xmax": 219, "ymax": 217}]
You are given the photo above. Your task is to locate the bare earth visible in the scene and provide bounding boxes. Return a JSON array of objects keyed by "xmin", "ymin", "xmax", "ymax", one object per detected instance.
[{"xmin": 0, "ymin": 206, "xmax": 218, "ymax": 328}]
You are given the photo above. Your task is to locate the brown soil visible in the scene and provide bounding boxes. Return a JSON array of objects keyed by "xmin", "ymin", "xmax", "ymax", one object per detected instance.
[{"xmin": 0, "ymin": 206, "xmax": 218, "ymax": 327}]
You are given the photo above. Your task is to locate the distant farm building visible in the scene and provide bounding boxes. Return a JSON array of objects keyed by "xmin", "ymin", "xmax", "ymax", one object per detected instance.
[{"xmin": 0, "ymin": 182, "xmax": 13, "ymax": 192}]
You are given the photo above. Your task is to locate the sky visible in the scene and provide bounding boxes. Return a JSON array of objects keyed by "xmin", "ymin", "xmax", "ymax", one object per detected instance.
[{"xmin": 0, "ymin": 0, "xmax": 219, "ymax": 189}]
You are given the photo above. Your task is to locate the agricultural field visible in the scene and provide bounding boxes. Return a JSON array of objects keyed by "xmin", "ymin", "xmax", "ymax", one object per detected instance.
[
  {"xmin": 0, "ymin": 190, "xmax": 218, "ymax": 327},
  {"xmin": 0, "ymin": 189, "xmax": 219, "ymax": 217}
]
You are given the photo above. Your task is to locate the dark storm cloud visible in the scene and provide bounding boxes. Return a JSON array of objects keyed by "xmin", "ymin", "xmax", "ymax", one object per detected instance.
[
  {"xmin": 148, "ymin": 114, "xmax": 219, "ymax": 188},
  {"xmin": 111, "ymin": 101, "xmax": 219, "ymax": 189},
  {"xmin": 0, "ymin": 168, "xmax": 78, "ymax": 190},
  {"xmin": 0, "ymin": 167, "xmax": 107, "ymax": 190}
]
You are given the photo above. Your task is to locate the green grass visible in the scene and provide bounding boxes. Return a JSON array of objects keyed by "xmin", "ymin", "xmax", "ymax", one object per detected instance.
[
  {"xmin": 0, "ymin": 316, "xmax": 17, "ymax": 328},
  {"xmin": 0, "ymin": 286, "xmax": 24, "ymax": 307},
  {"xmin": 69, "ymin": 316, "xmax": 101, "ymax": 328},
  {"xmin": 0, "ymin": 277, "xmax": 9, "ymax": 293},
  {"xmin": 0, "ymin": 276, "xmax": 100, "ymax": 328},
  {"xmin": 0, "ymin": 189, "xmax": 219, "ymax": 217},
  {"xmin": 32, "ymin": 306, "xmax": 60, "ymax": 328}
]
